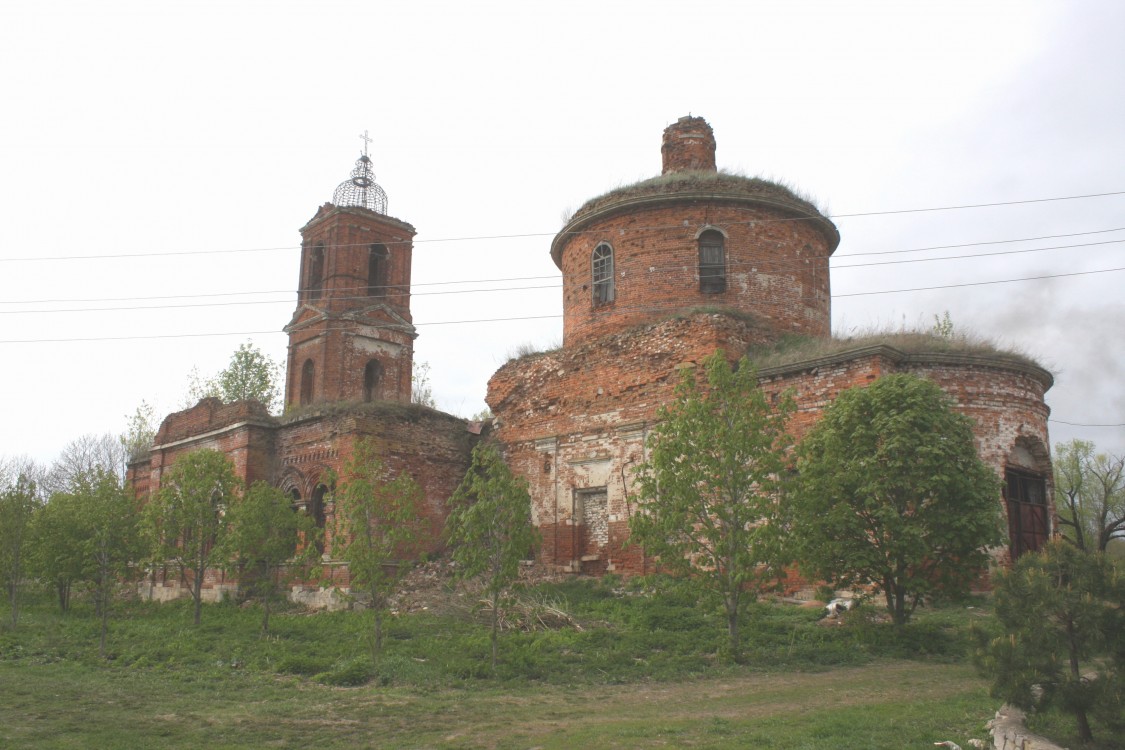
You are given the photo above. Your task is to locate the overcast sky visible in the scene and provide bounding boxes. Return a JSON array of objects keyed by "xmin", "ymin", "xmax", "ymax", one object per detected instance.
[{"xmin": 1, "ymin": 0, "xmax": 1122, "ymax": 467}]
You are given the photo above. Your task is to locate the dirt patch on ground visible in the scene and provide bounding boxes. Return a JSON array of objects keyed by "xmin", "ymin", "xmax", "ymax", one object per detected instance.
[{"xmin": 388, "ymin": 559, "xmax": 570, "ymax": 616}]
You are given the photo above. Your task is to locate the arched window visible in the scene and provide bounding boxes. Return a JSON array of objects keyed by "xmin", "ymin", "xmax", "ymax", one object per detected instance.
[
  {"xmin": 307, "ymin": 243, "xmax": 325, "ymax": 301},
  {"xmin": 592, "ymin": 243, "xmax": 615, "ymax": 306},
  {"xmin": 300, "ymin": 359, "xmax": 315, "ymax": 406},
  {"xmin": 367, "ymin": 244, "xmax": 389, "ymax": 298},
  {"xmin": 698, "ymin": 230, "xmax": 726, "ymax": 293},
  {"xmin": 363, "ymin": 359, "xmax": 383, "ymax": 403},
  {"xmin": 1005, "ymin": 468, "xmax": 1049, "ymax": 559}
]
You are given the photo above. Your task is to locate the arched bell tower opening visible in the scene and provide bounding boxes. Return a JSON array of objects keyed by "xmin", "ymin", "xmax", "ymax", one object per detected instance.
[{"xmin": 284, "ymin": 137, "xmax": 417, "ymax": 409}]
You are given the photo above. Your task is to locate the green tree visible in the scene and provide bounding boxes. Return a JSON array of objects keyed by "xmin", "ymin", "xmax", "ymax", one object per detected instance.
[
  {"xmin": 411, "ymin": 360, "xmax": 436, "ymax": 408},
  {"xmin": 332, "ymin": 439, "xmax": 424, "ymax": 660},
  {"xmin": 446, "ymin": 441, "xmax": 539, "ymax": 670},
  {"xmin": 217, "ymin": 481, "xmax": 320, "ymax": 633},
  {"xmin": 630, "ymin": 351, "xmax": 794, "ymax": 660},
  {"xmin": 121, "ymin": 401, "xmax": 158, "ymax": 464},
  {"xmin": 0, "ymin": 463, "xmax": 44, "ymax": 628},
  {"xmin": 790, "ymin": 373, "xmax": 1002, "ymax": 626},
  {"xmin": 932, "ymin": 310, "xmax": 955, "ymax": 339},
  {"xmin": 973, "ymin": 541, "xmax": 1124, "ymax": 743},
  {"xmin": 34, "ymin": 434, "xmax": 132, "ymax": 614},
  {"xmin": 79, "ymin": 469, "xmax": 142, "ymax": 657},
  {"xmin": 216, "ymin": 341, "xmax": 282, "ymax": 412},
  {"xmin": 182, "ymin": 341, "xmax": 282, "ymax": 413},
  {"xmin": 1054, "ymin": 439, "xmax": 1125, "ymax": 553},
  {"xmin": 145, "ymin": 449, "xmax": 241, "ymax": 625},
  {"xmin": 28, "ymin": 489, "xmax": 87, "ymax": 613}
]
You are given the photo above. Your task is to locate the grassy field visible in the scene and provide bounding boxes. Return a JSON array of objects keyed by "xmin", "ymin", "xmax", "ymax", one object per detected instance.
[
  {"xmin": 1, "ymin": 659, "xmax": 990, "ymax": 749},
  {"xmin": 0, "ymin": 578, "xmax": 1014, "ymax": 748}
]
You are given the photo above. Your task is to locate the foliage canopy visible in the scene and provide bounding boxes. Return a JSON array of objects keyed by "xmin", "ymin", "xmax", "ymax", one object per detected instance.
[
  {"xmin": 145, "ymin": 449, "xmax": 241, "ymax": 625},
  {"xmin": 630, "ymin": 351, "xmax": 793, "ymax": 660},
  {"xmin": 1053, "ymin": 438, "xmax": 1125, "ymax": 553},
  {"xmin": 973, "ymin": 541, "xmax": 1125, "ymax": 743},
  {"xmin": 446, "ymin": 441, "xmax": 539, "ymax": 669},
  {"xmin": 0, "ymin": 465, "xmax": 44, "ymax": 628},
  {"xmin": 789, "ymin": 373, "xmax": 1002, "ymax": 625},
  {"xmin": 217, "ymin": 481, "xmax": 320, "ymax": 633},
  {"xmin": 332, "ymin": 439, "xmax": 424, "ymax": 659},
  {"xmin": 184, "ymin": 341, "xmax": 282, "ymax": 413}
]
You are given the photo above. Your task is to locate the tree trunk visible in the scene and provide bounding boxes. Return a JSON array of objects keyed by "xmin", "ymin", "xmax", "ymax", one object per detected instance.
[
  {"xmin": 373, "ymin": 608, "xmax": 384, "ymax": 660},
  {"xmin": 490, "ymin": 589, "xmax": 499, "ymax": 672},
  {"xmin": 192, "ymin": 566, "xmax": 204, "ymax": 626},
  {"xmin": 262, "ymin": 592, "xmax": 271, "ymax": 634},
  {"xmin": 99, "ymin": 591, "xmax": 109, "ymax": 659},
  {"xmin": 8, "ymin": 580, "xmax": 18, "ymax": 628},
  {"xmin": 726, "ymin": 592, "xmax": 741, "ymax": 662},
  {"xmin": 1066, "ymin": 616, "xmax": 1095, "ymax": 742}
]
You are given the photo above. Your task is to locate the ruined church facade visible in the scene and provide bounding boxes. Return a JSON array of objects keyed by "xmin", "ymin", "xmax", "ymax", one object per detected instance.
[
  {"xmin": 487, "ymin": 117, "xmax": 1054, "ymax": 575},
  {"xmin": 128, "ymin": 153, "xmax": 475, "ymax": 604},
  {"xmin": 129, "ymin": 117, "xmax": 1054, "ymax": 602}
]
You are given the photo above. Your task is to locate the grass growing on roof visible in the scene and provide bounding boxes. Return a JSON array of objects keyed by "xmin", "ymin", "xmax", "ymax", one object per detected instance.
[{"xmin": 747, "ymin": 328, "xmax": 1042, "ymax": 372}]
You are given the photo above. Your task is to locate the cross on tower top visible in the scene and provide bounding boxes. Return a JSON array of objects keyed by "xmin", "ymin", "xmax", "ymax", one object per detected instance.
[{"xmin": 358, "ymin": 129, "xmax": 372, "ymax": 157}]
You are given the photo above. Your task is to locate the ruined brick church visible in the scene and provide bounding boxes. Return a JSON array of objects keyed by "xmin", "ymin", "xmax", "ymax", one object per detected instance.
[{"xmin": 129, "ymin": 117, "xmax": 1054, "ymax": 601}]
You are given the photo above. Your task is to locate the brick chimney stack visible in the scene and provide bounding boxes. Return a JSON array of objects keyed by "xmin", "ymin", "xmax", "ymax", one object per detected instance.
[{"xmin": 661, "ymin": 116, "xmax": 717, "ymax": 174}]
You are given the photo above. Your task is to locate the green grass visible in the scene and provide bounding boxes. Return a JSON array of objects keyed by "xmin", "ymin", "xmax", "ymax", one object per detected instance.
[
  {"xmin": 1025, "ymin": 706, "xmax": 1125, "ymax": 750},
  {"xmin": 0, "ymin": 582, "xmax": 1003, "ymax": 748},
  {"xmin": 747, "ymin": 329, "xmax": 1042, "ymax": 373}
]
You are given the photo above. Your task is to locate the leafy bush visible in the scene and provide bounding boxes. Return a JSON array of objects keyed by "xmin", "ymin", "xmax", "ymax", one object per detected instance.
[
  {"xmin": 315, "ymin": 657, "xmax": 373, "ymax": 687},
  {"xmin": 276, "ymin": 654, "xmax": 331, "ymax": 676}
]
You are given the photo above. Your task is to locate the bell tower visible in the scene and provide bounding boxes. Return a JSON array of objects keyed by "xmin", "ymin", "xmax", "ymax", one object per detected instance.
[{"xmin": 284, "ymin": 138, "xmax": 416, "ymax": 409}]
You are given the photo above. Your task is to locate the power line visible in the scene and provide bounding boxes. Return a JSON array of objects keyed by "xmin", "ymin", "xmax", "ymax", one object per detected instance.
[
  {"xmin": 0, "ymin": 316, "xmax": 565, "ymax": 344},
  {"xmin": 0, "ymin": 275, "xmax": 562, "ymax": 306},
  {"xmin": 833, "ymin": 265, "xmax": 1125, "ymax": 298},
  {"xmin": 831, "ymin": 239, "xmax": 1125, "ymax": 270},
  {"xmin": 2, "ymin": 190, "xmax": 1122, "ymax": 263},
  {"xmin": 829, "ymin": 190, "xmax": 1125, "ymax": 218},
  {"xmin": 834, "ymin": 226, "xmax": 1125, "ymax": 258},
  {"xmin": 3, "ymin": 263, "xmax": 1124, "ymax": 343},
  {"xmin": 2, "ymin": 232, "xmax": 1121, "ymax": 312},
  {"xmin": 0, "ymin": 283, "xmax": 562, "ymax": 315},
  {"xmin": 1050, "ymin": 419, "xmax": 1125, "ymax": 428}
]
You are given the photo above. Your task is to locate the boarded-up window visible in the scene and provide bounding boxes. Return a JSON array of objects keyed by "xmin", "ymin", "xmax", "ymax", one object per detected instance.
[
  {"xmin": 367, "ymin": 244, "xmax": 388, "ymax": 297},
  {"xmin": 699, "ymin": 230, "xmax": 726, "ymax": 293},
  {"xmin": 592, "ymin": 244, "xmax": 614, "ymax": 306},
  {"xmin": 1005, "ymin": 468, "xmax": 1049, "ymax": 559}
]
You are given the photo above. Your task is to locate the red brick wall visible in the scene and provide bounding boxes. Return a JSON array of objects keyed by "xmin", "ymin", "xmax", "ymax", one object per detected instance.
[
  {"xmin": 661, "ymin": 115, "xmax": 717, "ymax": 174},
  {"xmin": 285, "ymin": 204, "xmax": 417, "ymax": 408},
  {"xmin": 129, "ymin": 399, "xmax": 476, "ymax": 595},
  {"xmin": 489, "ymin": 314, "xmax": 774, "ymax": 572},
  {"xmin": 554, "ymin": 197, "xmax": 836, "ymax": 347},
  {"xmin": 489, "ymin": 315, "xmax": 1054, "ymax": 575},
  {"xmin": 129, "ymin": 398, "xmax": 277, "ymax": 501},
  {"xmin": 275, "ymin": 402, "xmax": 475, "ymax": 559}
]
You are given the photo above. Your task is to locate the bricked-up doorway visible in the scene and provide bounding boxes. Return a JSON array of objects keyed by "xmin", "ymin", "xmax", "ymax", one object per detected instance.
[
  {"xmin": 575, "ymin": 488, "xmax": 608, "ymax": 572},
  {"xmin": 1005, "ymin": 468, "xmax": 1049, "ymax": 558}
]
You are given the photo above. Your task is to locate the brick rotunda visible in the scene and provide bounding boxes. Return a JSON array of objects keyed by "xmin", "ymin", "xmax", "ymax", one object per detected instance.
[{"xmin": 487, "ymin": 116, "xmax": 1053, "ymax": 575}]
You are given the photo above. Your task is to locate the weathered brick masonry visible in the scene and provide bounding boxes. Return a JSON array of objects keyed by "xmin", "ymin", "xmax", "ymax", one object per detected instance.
[
  {"xmin": 129, "ymin": 154, "xmax": 476, "ymax": 605},
  {"xmin": 129, "ymin": 116, "xmax": 1055, "ymax": 603},
  {"xmin": 488, "ymin": 116, "xmax": 1054, "ymax": 574}
]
